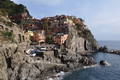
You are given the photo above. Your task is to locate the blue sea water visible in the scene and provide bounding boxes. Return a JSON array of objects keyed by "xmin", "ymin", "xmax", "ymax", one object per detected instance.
[{"xmin": 62, "ymin": 41, "xmax": 120, "ymax": 80}]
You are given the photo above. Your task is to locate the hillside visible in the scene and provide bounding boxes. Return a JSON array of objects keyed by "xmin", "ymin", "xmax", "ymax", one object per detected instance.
[
  {"xmin": 0, "ymin": 0, "xmax": 31, "ymax": 24},
  {"xmin": 24, "ymin": 15, "xmax": 98, "ymax": 53},
  {"xmin": 0, "ymin": 0, "xmax": 98, "ymax": 80}
]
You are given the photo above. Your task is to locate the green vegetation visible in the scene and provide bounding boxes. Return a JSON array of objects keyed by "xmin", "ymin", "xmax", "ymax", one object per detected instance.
[
  {"xmin": 43, "ymin": 22, "xmax": 49, "ymax": 33},
  {"xmin": 0, "ymin": 9, "xmax": 8, "ymax": 16},
  {"xmin": 0, "ymin": 0, "xmax": 27, "ymax": 16},
  {"xmin": 0, "ymin": 0, "xmax": 30, "ymax": 24},
  {"xmin": 78, "ymin": 29, "xmax": 97, "ymax": 49},
  {"xmin": 78, "ymin": 29, "xmax": 94, "ymax": 41},
  {"xmin": 74, "ymin": 21, "xmax": 95, "ymax": 44},
  {"xmin": 0, "ymin": 17, "xmax": 13, "ymax": 27},
  {"xmin": 75, "ymin": 24, "xmax": 83, "ymax": 30},
  {"xmin": 0, "ymin": 30, "xmax": 15, "ymax": 42},
  {"xmin": 2, "ymin": 31, "xmax": 13, "ymax": 38},
  {"xmin": 46, "ymin": 35, "xmax": 53, "ymax": 44},
  {"xmin": 6, "ymin": 21, "xmax": 13, "ymax": 27}
]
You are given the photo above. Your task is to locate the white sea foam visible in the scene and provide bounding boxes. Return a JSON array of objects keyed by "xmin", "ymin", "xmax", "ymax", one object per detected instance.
[{"xmin": 47, "ymin": 71, "xmax": 65, "ymax": 80}]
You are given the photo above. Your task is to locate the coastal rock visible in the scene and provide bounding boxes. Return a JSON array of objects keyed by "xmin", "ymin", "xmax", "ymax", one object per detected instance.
[
  {"xmin": 65, "ymin": 26, "xmax": 85, "ymax": 52},
  {"xmin": 65, "ymin": 21, "xmax": 98, "ymax": 54},
  {"xmin": 99, "ymin": 60, "xmax": 110, "ymax": 66},
  {"xmin": 0, "ymin": 0, "xmax": 98, "ymax": 80},
  {"xmin": 56, "ymin": 52, "xmax": 96, "ymax": 70},
  {"xmin": 0, "ymin": 43, "xmax": 96, "ymax": 80}
]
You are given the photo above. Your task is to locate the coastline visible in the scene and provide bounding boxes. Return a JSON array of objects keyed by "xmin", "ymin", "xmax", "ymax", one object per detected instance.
[
  {"xmin": 47, "ymin": 57, "xmax": 113, "ymax": 80},
  {"xmin": 47, "ymin": 64, "xmax": 98, "ymax": 80},
  {"xmin": 1, "ymin": 0, "xmax": 120, "ymax": 80}
]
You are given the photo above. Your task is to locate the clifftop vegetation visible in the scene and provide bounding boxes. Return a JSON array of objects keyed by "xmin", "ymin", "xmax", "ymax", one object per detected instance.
[
  {"xmin": 0, "ymin": 0, "xmax": 30, "ymax": 24},
  {"xmin": 0, "ymin": 0, "xmax": 28, "ymax": 16}
]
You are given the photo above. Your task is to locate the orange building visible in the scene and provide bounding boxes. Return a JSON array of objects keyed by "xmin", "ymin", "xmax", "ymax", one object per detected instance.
[
  {"xmin": 53, "ymin": 33, "xmax": 68, "ymax": 45},
  {"xmin": 31, "ymin": 30, "xmax": 45, "ymax": 43}
]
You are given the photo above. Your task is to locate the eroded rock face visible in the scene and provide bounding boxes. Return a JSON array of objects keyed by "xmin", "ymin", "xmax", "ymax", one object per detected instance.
[
  {"xmin": 0, "ymin": 1, "xmax": 98, "ymax": 80},
  {"xmin": 66, "ymin": 26, "xmax": 98, "ymax": 53},
  {"xmin": 0, "ymin": 43, "xmax": 96, "ymax": 80},
  {"xmin": 55, "ymin": 52, "xmax": 96, "ymax": 70},
  {"xmin": 0, "ymin": 44, "xmax": 18, "ymax": 80},
  {"xmin": 66, "ymin": 31, "xmax": 85, "ymax": 52},
  {"xmin": 0, "ymin": 16, "xmax": 30, "ymax": 44},
  {"xmin": 0, "ymin": 44, "xmax": 44, "ymax": 80}
]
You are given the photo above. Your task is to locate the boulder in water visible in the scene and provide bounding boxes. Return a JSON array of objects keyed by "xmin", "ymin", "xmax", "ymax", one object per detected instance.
[{"xmin": 99, "ymin": 60, "xmax": 110, "ymax": 66}]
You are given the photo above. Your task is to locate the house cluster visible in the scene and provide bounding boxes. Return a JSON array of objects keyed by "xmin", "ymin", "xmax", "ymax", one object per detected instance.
[
  {"xmin": 25, "ymin": 15, "xmax": 85, "ymax": 45},
  {"xmin": 40, "ymin": 15, "xmax": 76, "ymax": 28},
  {"xmin": 53, "ymin": 33, "xmax": 68, "ymax": 45},
  {"xmin": 27, "ymin": 30, "xmax": 68, "ymax": 45}
]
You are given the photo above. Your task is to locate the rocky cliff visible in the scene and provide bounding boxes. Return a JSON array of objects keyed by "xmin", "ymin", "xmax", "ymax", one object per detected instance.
[
  {"xmin": 0, "ymin": 0, "xmax": 98, "ymax": 80},
  {"xmin": 0, "ymin": 43, "xmax": 96, "ymax": 80},
  {"xmin": 66, "ymin": 23, "xmax": 98, "ymax": 53},
  {"xmin": 0, "ymin": 15, "xmax": 30, "ymax": 44},
  {"xmin": 0, "ymin": 16, "xmax": 97, "ymax": 80}
]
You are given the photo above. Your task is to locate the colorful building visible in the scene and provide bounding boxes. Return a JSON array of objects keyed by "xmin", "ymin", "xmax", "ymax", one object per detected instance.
[
  {"xmin": 53, "ymin": 33, "xmax": 68, "ymax": 45},
  {"xmin": 31, "ymin": 30, "xmax": 45, "ymax": 43}
]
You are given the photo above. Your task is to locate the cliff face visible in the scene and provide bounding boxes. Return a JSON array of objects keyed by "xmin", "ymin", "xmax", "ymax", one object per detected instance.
[
  {"xmin": 0, "ymin": 15, "xmax": 97, "ymax": 80},
  {"xmin": 66, "ymin": 26, "xmax": 86, "ymax": 52},
  {"xmin": 0, "ymin": 43, "xmax": 96, "ymax": 80},
  {"xmin": 0, "ymin": 15, "xmax": 30, "ymax": 44},
  {"xmin": 0, "ymin": 43, "xmax": 49, "ymax": 80},
  {"xmin": 0, "ymin": 44, "xmax": 53, "ymax": 80},
  {"xmin": 0, "ymin": 44, "xmax": 19, "ymax": 80},
  {"xmin": 66, "ymin": 23, "xmax": 98, "ymax": 53},
  {"xmin": 0, "ymin": 1, "xmax": 98, "ymax": 80}
]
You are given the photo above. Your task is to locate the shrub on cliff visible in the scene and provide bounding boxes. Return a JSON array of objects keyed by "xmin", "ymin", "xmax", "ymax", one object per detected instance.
[
  {"xmin": 0, "ymin": 31, "xmax": 14, "ymax": 42},
  {"xmin": 0, "ymin": 0, "xmax": 30, "ymax": 24},
  {"xmin": 0, "ymin": 0, "xmax": 27, "ymax": 15},
  {"xmin": 2, "ymin": 31, "xmax": 13, "ymax": 38},
  {"xmin": 0, "ymin": 9, "xmax": 8, "ymax": 16}
]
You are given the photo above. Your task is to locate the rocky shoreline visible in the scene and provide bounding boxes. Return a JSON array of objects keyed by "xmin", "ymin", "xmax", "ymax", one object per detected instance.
[
  {"xmin": 47, "ymin": 64, "xmax": 98, "ymax": 80},
  {"xmin": 98, "ymin": 46, "xmax": 120, "ymax": 55},
  {"xmin": 0, "ymin": 1, "xmax": 98, "ymax": 80},
  {"xmin": 1, "ymin": 0, "xmax": 120, "ymax": 80},
  {"xmin": 0, "ymin": 43, "xmax": 97, "ymax": 80},
  {"xmin": 105, "ymin": 49, "xmax": 120, "ymax": 55}
]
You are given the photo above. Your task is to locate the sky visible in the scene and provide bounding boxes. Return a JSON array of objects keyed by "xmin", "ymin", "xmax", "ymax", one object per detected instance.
[{"xmin": 11, "ymin": 0, "xmax": 120, "ymax": 41}]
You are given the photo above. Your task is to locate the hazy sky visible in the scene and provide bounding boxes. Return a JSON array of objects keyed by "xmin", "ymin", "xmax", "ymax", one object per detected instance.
[{"xmin": 11, "ymin": 0, "xmax": 120, "ymax": 41}]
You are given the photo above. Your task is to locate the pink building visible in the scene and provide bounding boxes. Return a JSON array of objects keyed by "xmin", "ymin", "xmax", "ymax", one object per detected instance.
[
  {"xmin": 31, "ymin": 30, "xmax": 45, "ymax": 43},
  {"xmin": 53, "ymin": 33, "xmax": 68, "ymax": 45}
]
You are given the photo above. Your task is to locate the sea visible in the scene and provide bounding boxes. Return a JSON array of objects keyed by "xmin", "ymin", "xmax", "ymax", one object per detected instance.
[{"xmin": 62, "ymin": 41, "xmax": 120, "ymax": 80}]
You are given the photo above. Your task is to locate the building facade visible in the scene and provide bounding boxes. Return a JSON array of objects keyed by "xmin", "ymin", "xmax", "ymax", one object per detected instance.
[{"xmin": 53, "ymin": 33, "xmax": 68, "ymax": 45}]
